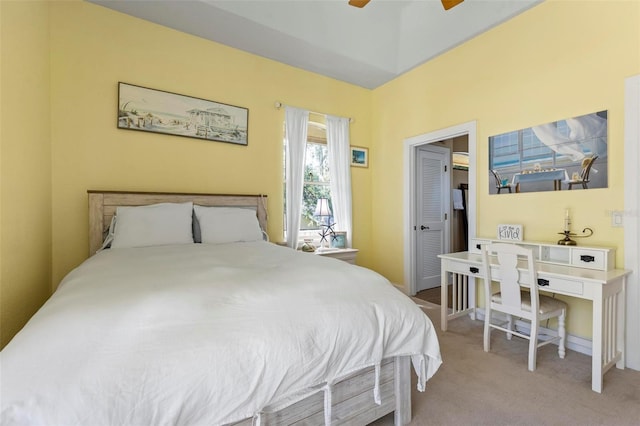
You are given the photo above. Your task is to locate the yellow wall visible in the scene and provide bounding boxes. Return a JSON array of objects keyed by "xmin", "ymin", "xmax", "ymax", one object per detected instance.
[
  {"xmin": 0, "ymin": 0, "xmax": 52, "ymax": 348},
  {"xmin": 371, "ymin": 0, "xmax": 640, "ymax": 338}
]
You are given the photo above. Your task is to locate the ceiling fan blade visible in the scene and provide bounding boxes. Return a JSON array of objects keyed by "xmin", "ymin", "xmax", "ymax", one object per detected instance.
[
  {"xmin": 441, "ymin": 0, "xmax": 464, "ymax": 10},
  {"xmin": 349, "ymin": 0, "xmax": 371, "ymax": 8}
]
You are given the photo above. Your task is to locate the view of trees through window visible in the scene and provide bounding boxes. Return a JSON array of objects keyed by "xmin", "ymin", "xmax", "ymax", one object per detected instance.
[
  {"xmin": 301, "ymin": 142, "xmax": 332, "ymax": 230},
  {"xmin": 283, "ymin": 140, "xmax": 333, "ymax": 234}
]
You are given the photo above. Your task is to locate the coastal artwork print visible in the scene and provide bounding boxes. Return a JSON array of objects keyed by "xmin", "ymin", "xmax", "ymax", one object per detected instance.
[
  {"xmin": 488, "ymin": 110, "xmax": 608, "ymax": 194},
  {"xmin": 118, "ymin": 82, "xmax": 248, "ymax": 145}
]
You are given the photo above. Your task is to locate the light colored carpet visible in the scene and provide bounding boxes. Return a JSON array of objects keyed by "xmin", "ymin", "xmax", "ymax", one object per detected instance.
[{"xmin": 372, "ymin": 301, "xmax": 640, "ymax": 425}]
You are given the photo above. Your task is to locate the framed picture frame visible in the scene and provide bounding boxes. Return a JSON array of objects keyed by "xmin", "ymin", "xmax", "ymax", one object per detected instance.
[
  {"xmin": 331, "ymin": 231, "xmax": 347, "ymax": 249},
  {"xmin": 117, "ymin": 82, "xmax": 248, "ymax": 145},
  {"xmin": 488, "ymin": 110, "xmax": 607, "ymax": 194},
  {"xmin": 350, "ymin": 146, "xmax": 368, "ymax": 168}
]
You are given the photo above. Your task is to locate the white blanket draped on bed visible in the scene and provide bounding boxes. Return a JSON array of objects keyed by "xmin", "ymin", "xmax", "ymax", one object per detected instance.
[{"xmin": 1, "ymin": 242, "xmax": 441, "ymax": 425}]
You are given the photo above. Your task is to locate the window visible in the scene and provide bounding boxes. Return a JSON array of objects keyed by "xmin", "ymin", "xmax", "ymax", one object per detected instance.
[
  {"xmin": 283, "ymin": 122, "xmax": 333, "ymax": 239},
  {"xmin": 490, "ymin": 128, "xmax": 574, "ymax": 171},
  {"xmin": 300, "ymin": 142, "xmax": 332, "ymax": 230}
]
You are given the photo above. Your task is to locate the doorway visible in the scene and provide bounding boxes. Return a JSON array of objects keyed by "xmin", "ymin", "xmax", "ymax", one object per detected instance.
[{"xmin": 403, "ymin": 121, "xmax": 477, "ymax": 296}]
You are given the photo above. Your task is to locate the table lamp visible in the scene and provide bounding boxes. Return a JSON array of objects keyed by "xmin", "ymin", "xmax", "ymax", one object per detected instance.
[{"xmin": 314, "ymin": 198, "xmax": 334, "ymax": 250}]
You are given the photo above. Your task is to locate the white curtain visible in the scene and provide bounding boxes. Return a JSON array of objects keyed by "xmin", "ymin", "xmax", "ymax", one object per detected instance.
[
  {"xmin": 284, "ymin": 107, "xmax": 309, "ymax": 248},
  {"xmin": 326, "ymin": 115, "xmax": 353, "ymax": 248},
  {"xmin": 531, "ymin": 113, "xmax": 608, "ymax": 162}
]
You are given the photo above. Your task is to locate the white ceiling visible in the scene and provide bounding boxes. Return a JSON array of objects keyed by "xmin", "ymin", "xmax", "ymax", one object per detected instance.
[{"xmin": 88, "ymin": 0, "xmax": 542, "ymax": 89}]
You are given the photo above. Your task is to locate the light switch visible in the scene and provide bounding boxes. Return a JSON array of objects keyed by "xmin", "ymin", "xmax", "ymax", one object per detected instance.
[{"xmin": 611, "ymin": 211, "xmax": 624, "ymax": 228}]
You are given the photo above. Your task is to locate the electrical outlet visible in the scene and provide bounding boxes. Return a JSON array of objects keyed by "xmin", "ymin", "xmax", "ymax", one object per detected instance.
[{"xmin": 611, "ymin": 211, "xmax": 624, "ymax": 228}]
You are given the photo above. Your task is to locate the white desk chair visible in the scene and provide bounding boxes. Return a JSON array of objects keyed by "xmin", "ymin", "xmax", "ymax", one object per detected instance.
[{"xmin": 481, "ymin": 243, "xmax": 567, "ymax": 371}]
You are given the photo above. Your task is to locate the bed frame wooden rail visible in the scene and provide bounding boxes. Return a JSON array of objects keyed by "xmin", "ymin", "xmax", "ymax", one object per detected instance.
[{"xmin": 231, "ymin": 356, "xmax": 411, "ymax": 425}]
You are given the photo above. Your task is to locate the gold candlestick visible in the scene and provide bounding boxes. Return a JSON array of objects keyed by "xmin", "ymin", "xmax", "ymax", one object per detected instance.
[
  {"xmin": 557, "ymin": 230, "xmax": 577, "ymax": 246},
  {"xmin": 557, "ymin": 227, "xmax": 593, "ymax": 245}
]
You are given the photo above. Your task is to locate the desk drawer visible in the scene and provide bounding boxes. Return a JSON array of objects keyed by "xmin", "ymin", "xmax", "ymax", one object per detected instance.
[
  {"xmin": 538, "ymin": 277, "xmax": 583, "ymax": 296},
  {"xmin": 571, "ymin": 248, "xmax": 606, "ymax": 270},
  {"xmin": 447, "ymin": 261, "xmax": 484, "ymax": 277}
]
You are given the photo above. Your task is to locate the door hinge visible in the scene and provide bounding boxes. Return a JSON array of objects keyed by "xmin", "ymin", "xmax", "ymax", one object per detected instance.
[
  {"xmin": 444, "ymin": 213, "xmax": 448, "ymax": 220},
  {"xmin": 444, "ymin": 165, "xmax": 447, "ymax": 172}
]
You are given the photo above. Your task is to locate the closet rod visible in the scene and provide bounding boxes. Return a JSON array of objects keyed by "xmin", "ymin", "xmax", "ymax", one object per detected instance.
[{"xmin": 274, "ymin": 101, "xmax": 354, "ymax": 123}]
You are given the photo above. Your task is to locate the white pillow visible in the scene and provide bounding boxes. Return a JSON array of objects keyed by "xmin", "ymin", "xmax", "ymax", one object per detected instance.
[
  {"xmin": 193, "ymin": 205, "xmax": 263, "ymax": 244},
  {"xmin": 111, "ymin": 202, "xmax": 194, "ymax": 248}
]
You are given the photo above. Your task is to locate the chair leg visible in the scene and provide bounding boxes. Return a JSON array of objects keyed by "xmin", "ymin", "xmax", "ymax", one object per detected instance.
[
  {"xmin": 528, "ymin": 320, "xmax": 539, "ymax": 372},
  {"xmin": 558, "ymin": 309, "xmax": 566, "ymax": 359},
  {"xmin": 506, "ymin": 314, "xmax": 513, "ymax": 340},
  {"xmin": 484, "ymin": 309, "xmax": 492, "ymax": 352}
]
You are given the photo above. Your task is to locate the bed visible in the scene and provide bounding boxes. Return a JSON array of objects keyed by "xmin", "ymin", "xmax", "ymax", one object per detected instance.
[{"xmin": 1, "ymin": 190, "xmax": 442, "ymax": 425}]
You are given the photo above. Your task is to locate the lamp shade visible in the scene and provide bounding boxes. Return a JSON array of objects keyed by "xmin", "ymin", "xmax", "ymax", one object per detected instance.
[{"xmin": 314, "ymin": 198, "xmax": 332, "ymax": 217}]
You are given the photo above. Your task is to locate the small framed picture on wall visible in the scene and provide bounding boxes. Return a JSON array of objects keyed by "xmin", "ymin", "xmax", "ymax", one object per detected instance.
[{"xmin": 350, "ymin": 146, "xmax": 368, "ymax": 168}]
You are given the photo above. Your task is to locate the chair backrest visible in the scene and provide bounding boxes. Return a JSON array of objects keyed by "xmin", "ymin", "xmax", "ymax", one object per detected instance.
[
  {"xmin": 490, "ymin": 169, "xmax": 503, "ymax": 188},
  {"xmin": 580, "ymin": 155, "xmax": 598, "ymax": 181},
  {"xmin": 481, "ymin": 243, "xmax": 539, "ymax": 318}
]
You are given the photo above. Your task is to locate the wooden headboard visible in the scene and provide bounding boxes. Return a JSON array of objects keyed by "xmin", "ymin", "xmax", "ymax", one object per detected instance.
[{"xmin": 87, "ymin": 190, "xmax": 268, "ymax": 256}]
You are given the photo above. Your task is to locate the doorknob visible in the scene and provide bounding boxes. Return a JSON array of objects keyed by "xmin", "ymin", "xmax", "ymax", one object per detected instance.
[{"xmin": 420, "ymin": 225, "xmax": 430, "ymax": 230}]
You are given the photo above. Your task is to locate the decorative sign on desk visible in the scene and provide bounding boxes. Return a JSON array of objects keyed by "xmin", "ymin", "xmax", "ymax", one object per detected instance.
[{"xmin": 497, "ymin": 224, "xmax": 523, "ymax": 241}]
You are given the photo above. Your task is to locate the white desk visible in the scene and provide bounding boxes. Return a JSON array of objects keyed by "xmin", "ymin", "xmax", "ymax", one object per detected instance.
[{"xmin": 438, "ymin": 251, "xmax": 631, "ymax": 393}]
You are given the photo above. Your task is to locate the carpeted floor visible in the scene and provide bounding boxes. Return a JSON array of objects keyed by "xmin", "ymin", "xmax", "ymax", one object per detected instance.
[{"xmin": 371, "ymin": 300, "xmax": 640, "ymax": 425}]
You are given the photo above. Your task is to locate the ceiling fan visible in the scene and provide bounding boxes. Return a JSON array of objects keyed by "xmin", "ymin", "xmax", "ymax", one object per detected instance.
[{"xmin": 349, "ymin": 0, "xmax": 464, "ymax": 11}]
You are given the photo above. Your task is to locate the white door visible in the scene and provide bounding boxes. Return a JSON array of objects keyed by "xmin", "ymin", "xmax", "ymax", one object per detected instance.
[{"xmin": 416, "ymin": 145, "xmax": 451, "ymax": 291}]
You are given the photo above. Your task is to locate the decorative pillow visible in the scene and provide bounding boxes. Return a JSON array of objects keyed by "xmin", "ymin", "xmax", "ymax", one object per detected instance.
[
  {"xmin": 111, "ymin": 202, "xmax": 194, "ymax": 248},
  {"xmin": 193, "ymin": 205, "xmax": 263, "ymax": 244}
]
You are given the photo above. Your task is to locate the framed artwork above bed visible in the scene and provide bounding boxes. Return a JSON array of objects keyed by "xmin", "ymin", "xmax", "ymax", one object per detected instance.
[{"xmin": 117, "ymin": 82, "xmax": 249, "ymax": 146}]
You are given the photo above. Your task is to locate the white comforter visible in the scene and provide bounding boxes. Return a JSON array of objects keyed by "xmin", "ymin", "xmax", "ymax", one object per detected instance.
[{"xmin": 1, "ymin": 242, "xmax": 441, "ymax": 425}]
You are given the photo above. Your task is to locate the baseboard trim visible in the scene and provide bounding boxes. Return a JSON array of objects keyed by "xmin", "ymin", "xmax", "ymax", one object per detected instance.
[{"xmin": 473, "ymin": 308, "xmax": 592, "ymax": 357}]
